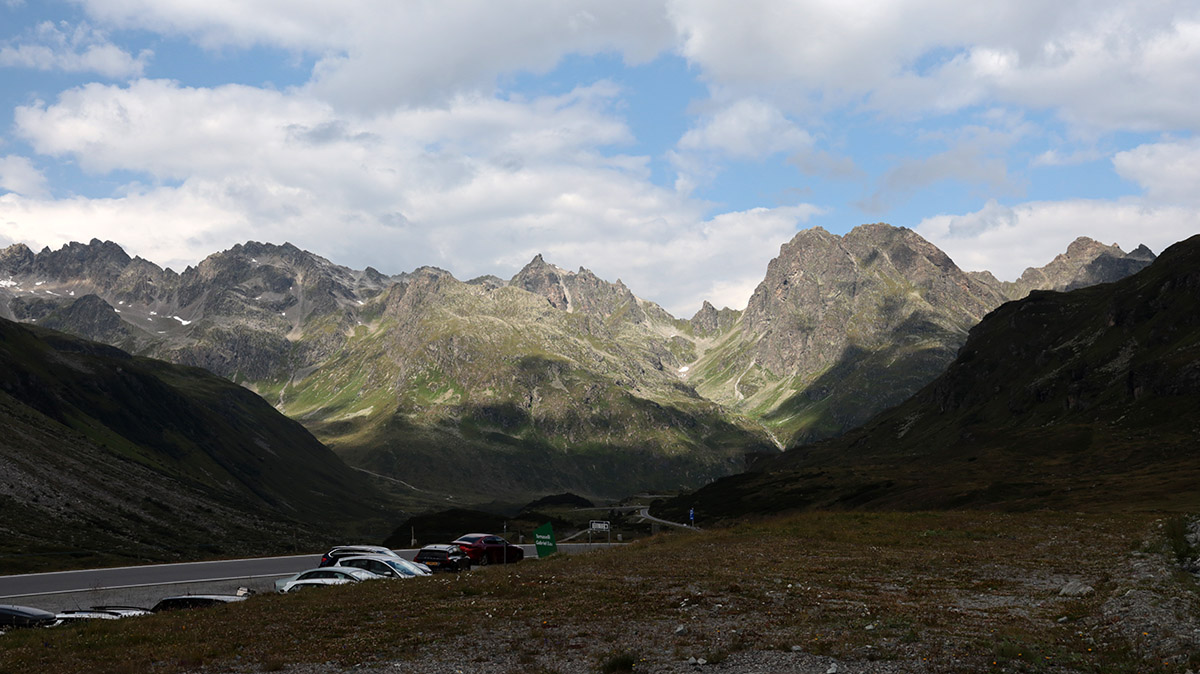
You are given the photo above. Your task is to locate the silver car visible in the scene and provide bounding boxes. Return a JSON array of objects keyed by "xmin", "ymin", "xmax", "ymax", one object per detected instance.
[
  {"xmin": 333, "ymin": 555, "xmax": 423, "ymax": 578},
  {"xmin": 275, "ymin": 567, "xmax": 380, "ymax": 593}
]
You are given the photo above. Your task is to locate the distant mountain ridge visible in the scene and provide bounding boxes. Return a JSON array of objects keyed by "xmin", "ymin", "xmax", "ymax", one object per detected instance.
[
  {"xmin": 683, "ymin": 225, "xmax": 1154, "ymax": 444},
  {"xmin": 657, "ymin": 233, "xmax": 1199, "ymax": 520},
  {"xmin": 2, "ymin": 238, "xmax": 774, "ymax": 503},
  {"xmin": 0, "ymin": 226, "xmax": 1155, "ymax": 504}
]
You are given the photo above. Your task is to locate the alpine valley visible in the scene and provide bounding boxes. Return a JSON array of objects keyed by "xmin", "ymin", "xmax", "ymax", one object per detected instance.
[{"xmin": 0, "ymin": 224, "xmax": 1156, "ymax": 514}]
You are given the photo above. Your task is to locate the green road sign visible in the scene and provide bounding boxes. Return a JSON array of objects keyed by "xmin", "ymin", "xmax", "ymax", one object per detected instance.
[{"xmin": 534, "ymin": 522, "xmax": 557, "ymax": 558}]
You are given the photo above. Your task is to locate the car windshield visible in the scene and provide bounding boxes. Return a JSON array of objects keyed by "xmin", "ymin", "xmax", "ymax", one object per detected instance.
[
  {"xmin": 299, "ymin": 570, "xmax": 334, "ymax": 579},
  {"xmin": 383, "ymin": 560, "xmax": 417, "ymax": 575}
]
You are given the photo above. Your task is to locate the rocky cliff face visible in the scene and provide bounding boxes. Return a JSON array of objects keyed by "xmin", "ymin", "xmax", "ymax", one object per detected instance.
[
  {"xmin": 743, "ymin": 224, "xmax": 1005, "ymax": 378},
  {"xmin": 1006, "ymin": 237, "xmax": 1156, "ymax": 297},
  {"xmin": 690, "ymin": 301, "xmax": 740, "ymax": 337},
  {"xmin": 510, "ymin": 254, "xmax": 678, "ymax": 328}
]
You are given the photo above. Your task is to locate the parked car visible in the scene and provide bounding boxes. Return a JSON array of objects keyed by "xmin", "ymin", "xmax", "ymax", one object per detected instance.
[
  {"xmin": 151, "ymin": 594, "xmax": 248, "ymax": 612},
  {"xmin": 390, "ymin": 556, "xmax": 433, "ymax": 576},
  {"xmin": 0, "ymin": 604, "xmax": 57, "ymax": 629},
  {"xmin": 321, "ymin": 545, "xmax": 398, "ymax": 565},
  {"xmin": 414, "ymin": 544, "xmax": 472, "ymax": 572},
  {"xmin": 53, "ymin": 609, "xmax": 125, "ymax": 625},
  {"xmin": 319, "ymin": 545, "xmax": 432, "ymax": 575},
  {"xmin": 90, "ymin": 605, "xmax": 153, "ymax": 618},
  {"xmin": 451, "ymin": 533, "xmax": 524, "ymax": 565},
  {"xmin": 333, "ymin": 555, "xmax": 421, "ymax": 578},
  {"xmin": 274, "ymin": 567, "xmax": 380, "ymax": 593},
  {"xmin": 49, "ymin": 606, "xmax": 150, "ymax": 626}
]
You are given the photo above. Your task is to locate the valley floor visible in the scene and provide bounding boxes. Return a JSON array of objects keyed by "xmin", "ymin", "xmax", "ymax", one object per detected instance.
[{"xmin": 3, "ymin": 511, "xmax": 1197, "ymax": 674}]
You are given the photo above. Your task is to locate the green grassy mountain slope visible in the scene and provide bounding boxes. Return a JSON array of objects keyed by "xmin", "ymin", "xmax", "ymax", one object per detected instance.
[
  {"xmin": 0, "ymin": 317, "xmax": 389, "ymax": 571},
  {"xmin": 659, "ymin": 234, "xmax": 1200, "ymax": 521},
  {"xmin": 260, "ymin": 267, "xmax": 775, "ymax": 503},
  {"xmin": 1, "ymin": 242, "xmax": 776, "ymax": 504}
]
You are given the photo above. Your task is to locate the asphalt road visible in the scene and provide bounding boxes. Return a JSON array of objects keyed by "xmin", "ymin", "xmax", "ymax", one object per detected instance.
[
  {"xmin": 0, "ymin": 552, "xmax": 325, "ymax": 599},
  {"xmin": 0, "ymin": 543, "xmax": 613, "ymax": 612}
]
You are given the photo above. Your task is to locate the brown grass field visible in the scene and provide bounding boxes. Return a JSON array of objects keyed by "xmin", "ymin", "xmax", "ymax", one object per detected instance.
[{"xmin": 2, "ymin": 510, "xmax": 1197, "ymax": 673}]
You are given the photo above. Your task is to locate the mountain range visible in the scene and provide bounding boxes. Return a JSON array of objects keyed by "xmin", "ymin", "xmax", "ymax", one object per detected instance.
[
  {"xmin": 656, "ymin": 233, "xmax": 1200, "ymax": 521},
  {"xmin": 0, "ymin": 225, "xmax": 1155, "ymax": 506}
]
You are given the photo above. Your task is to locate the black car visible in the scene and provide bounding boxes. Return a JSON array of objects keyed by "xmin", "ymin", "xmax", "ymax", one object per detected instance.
[
  {"xmin": 0, "ymin": 604, "xmax": 57, "ymax": 629},
  {"xmin": 414, "ymin": 544, "xmax": 472, "ymax": 572}
]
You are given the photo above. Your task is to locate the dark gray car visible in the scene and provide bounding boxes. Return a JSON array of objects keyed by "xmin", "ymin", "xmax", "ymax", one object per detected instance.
[{"xmin": 0, "ymin": 604, "xmax": 57, "ymax": 629}]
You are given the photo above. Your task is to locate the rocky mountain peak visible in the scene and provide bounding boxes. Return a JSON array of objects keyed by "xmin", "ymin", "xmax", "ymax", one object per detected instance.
[
  {"xmin": 1128, "ymin": 243, "xmax": 1156, "ymax": 261},
  {"xmin": 30, "ymin": 239, "xmax": 133, "ymax": 288},
  {"xmin": 511, "ymin": 254, "xmax": 571, "ymax": 310},
  {"xmin": 0, "ymin": 243, "xmax": 34, "ymax": 274},
  {"xmin": 1010, "ymin": 237, "xmax": 1155, "ymax": 296},
  {"xmin": 690, "ymin": 300, "xmax": 740, "ymax": 337},
  {"xmin": 743, "ymin": 223, "xmax": 1003, "ymax": 377},
  {"xmin": 508, "ymin": 254, "xmax": 672, "ymax": 326}
]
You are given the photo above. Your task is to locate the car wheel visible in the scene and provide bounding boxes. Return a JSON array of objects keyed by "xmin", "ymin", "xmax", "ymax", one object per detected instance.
[{"xmin": 477, "ymin": 554, "xmax": 489, "ymax": 566}]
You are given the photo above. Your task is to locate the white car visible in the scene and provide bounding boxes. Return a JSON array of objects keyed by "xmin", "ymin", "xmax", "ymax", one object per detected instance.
[
  {"xmin": 275, "ymin": 567, "xmax": 380, "ymax": 593},
  {"xmin": 320, "ymin": 545, "xmax": 432, "ymax": 576},
  {"xmin": 333, "ymin": 555, "xmax": 423, "ymax": 578}
]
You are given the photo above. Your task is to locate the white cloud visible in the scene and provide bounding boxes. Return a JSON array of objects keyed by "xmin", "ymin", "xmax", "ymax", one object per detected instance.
[
  {"xmin": 6, "ymin": 0, "xmax": 1198, "ymax": 321},
  {"xmin": 75, "ymin": 1, "xmax": 674, "ymax": 109},
  {"xmin": 2, "ymin": 74, "xmax": 823, "ymax": 315},
  {"xmin": 0, "ymin": 155, "xmax": 48, "ymax": 197},
  {"xmin": 0, "ymin": 21, "xmax": 150, "ymax": 78},
  {"xmin": 938, "ymin": 199, "xmax": 1018, "ymax": 239},
  {"xmin": 916, "ymin": 198, "xmax": 1199, "ymax": 279},
  {"xmin": 860, "ymin": 125, "xmax": 1026, "ymax": 213},
  {"xmin": 678, "ymin": 98, "xmax": 811, "ymax": 159},
  {"xmin": 668, "ymin": 1, "xmax": 1200, "ymax": 132},
  {"xmin": 526, "ymin": 203, "xmax": 825, "ymax": 314},
  {"xmin": 0, "ymin": 179, "xmax": 821, "ymax": 316},
  {"xmin": 1031, "ymin": 148, "xmax": 1105, "ymax": 167},
  {"xmin": 671, "ymin": 98, "xmax": 811, "ymax": 194},
  {"xmin": 1113, "ymin": 138, "xmax": 1200, "ymax": 206}
]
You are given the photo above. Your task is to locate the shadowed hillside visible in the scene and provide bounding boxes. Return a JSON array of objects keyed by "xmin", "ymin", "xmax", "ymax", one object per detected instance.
[
  {"xmin": 0, "ymin": 317, "xmax": 391, "ymax": 571},
  {"xmin": 658, "ymin": 233, "xmax": 1200, "ymax": 521}
]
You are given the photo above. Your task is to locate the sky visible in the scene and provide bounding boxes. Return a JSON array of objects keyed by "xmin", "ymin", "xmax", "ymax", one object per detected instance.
[{"xmin": 0, "ymin": 1, "xmax": 1197, "ymax": 317}]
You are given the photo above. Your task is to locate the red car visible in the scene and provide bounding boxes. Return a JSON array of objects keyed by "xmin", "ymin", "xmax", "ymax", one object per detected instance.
[{"xmin": 451, "ymin": 533, "xmax": 524, "ymax": 565}]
